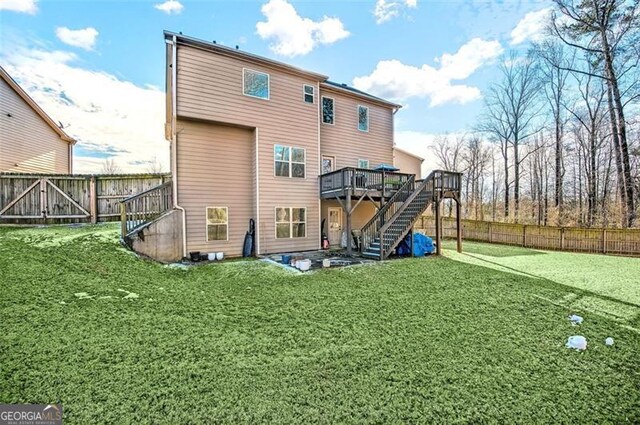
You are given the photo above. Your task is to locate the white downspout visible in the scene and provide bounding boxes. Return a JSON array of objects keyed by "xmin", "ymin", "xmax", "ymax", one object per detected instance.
[{"xmin": 169, "ymin": 35, "xmax": 187, "ymax": 258}]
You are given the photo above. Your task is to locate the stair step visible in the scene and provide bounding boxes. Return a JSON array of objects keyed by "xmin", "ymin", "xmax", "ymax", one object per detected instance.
[{"xmin": 362, "ymin": 251, "xmax": 381, "ymax": 259}]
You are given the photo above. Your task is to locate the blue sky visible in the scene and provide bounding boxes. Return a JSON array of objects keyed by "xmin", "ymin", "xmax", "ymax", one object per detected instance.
[{"xmin": 0, "ymin": 0, "xmax": 551, "ymax": 172}]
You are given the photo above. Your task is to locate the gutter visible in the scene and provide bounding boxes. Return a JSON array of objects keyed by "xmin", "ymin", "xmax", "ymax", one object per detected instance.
[{"xmin": 168, "ymin": 35, "xmax": 187, "ymax": 258}]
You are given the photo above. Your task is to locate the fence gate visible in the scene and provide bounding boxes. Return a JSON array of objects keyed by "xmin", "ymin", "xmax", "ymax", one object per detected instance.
[{"xmin": 0, "ymin": 178, "xmax": 90, "ymax": 220}]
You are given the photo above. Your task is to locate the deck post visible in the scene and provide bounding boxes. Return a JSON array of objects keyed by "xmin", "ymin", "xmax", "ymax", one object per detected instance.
[
  {"xmin": 435, "ymin": 197, "xmax": 442, "ymax": 256},
  {"xmin": 456, "ymin": 197, "xmax": 462, "ymax": 253},
  {"xmin": 346, "ymin": 187, "xmax": 352, "ymax": 256}
]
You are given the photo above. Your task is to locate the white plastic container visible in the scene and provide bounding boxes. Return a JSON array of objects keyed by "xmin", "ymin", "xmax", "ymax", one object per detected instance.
[
  {"xmin": 208, "ymin": 253, "xmax": 216, "ymax": 261},
  {"xmin": 322, "ymin": 259, "xmax": 331, "ymax": 268},
  {"xmin": 298, "ymin": 259, "xmax": 311, "ymax": 271},
  {"xmin": 216, "ymin": 252, "xmax": 224, "ymax": 261}
]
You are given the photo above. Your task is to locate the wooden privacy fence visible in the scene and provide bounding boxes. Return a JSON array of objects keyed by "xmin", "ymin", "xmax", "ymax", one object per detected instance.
[
  {"xmin": 416, "ymin": 217, "xmax": 640, "ymax": 256},
  {"xmin": 0, "ymin": 172, "xmax": 170, "ymax": 224}
]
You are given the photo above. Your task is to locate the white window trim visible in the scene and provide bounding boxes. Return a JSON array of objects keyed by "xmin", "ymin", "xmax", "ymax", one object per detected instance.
[
  {"xmin": 357, "ymin": 105, "xmax": 369, "ymax": 132},
  {"xmin": 321, "ymin": 96, "xmax": 335, "ymax": 126},
  {"xmin": 242, "ymin": 68, "xmax": 270, "ymax": 100},
  {"xmin": 358, "ymin": 159, "xmax": 369, "ymax": 169},
  {"xmin": 274, "ymin": 145, "xmax": 306, "ymax": 178},
  {"xmin": 205, "ymin": 206, "xmax": 229, "ymax": 242},
  {"xmin": 303, "ymin": 84, "xmax": 315, "ymax": 104},
  {"xmin": 275, "ymin": 207, "xmax": 307, "ymax": 239}
]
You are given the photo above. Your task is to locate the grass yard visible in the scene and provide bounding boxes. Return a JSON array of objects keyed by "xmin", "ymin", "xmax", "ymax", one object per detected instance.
[{"xmin": 1, "ymin": 225, "xmax": 639, "ymax": 423}]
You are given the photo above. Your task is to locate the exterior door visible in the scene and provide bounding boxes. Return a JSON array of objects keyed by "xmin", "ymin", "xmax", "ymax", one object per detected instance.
[
  {"xmin": 327, "ymin": 207, "xmax": 342, "ymax": 246},
  {"xmin": 322, "ymin": 155, "xmax": 335, "ymax": 174}
]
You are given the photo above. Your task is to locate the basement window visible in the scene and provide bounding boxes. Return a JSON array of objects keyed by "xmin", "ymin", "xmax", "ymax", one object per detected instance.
[
  {"xmin": 276, "ymin": 207, "xmax": 306, "ymax": 239},
  {"xmin": 206, "ymin": 207, "xmax": 228, "ymax": 241},
  {"xmin": 243, "ymin": 68, "xmax": 269, "ymax": 99}
]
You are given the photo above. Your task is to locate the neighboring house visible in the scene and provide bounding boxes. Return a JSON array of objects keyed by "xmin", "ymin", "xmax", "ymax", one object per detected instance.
[
  {"xmin": 393, "ymin": 147, "xmax": 424, "ymax": 179},
  {"xmin": 127, "ymin": 31, "xmax": 459, "ymax": 262},
  {"xmin": 0, "ymin": 66, "xmax": 75, "ymax": 173}
]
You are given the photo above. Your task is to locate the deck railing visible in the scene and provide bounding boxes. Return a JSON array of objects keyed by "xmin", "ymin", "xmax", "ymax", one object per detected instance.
[
  {"xmin": 319, "ymin": 167, "xmax": 413, "ymax": 196},
  {"xmin": 120, "ymin": 181, "xmax": 173, "ymax": 236}
]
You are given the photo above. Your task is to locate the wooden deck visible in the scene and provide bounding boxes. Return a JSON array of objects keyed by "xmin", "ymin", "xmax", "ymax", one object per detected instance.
[{"xmin": 319, "ymin": 167, "xmax": 413, "ymax": 201}]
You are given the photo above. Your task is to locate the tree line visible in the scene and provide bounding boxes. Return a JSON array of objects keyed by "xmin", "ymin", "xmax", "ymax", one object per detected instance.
[{"xmin": 434, "ymin": 0, "xmax": 640, "ymax": 228}]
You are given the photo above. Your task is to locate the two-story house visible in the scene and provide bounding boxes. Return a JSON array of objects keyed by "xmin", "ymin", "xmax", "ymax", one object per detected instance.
[
  {"xmin": 1, "ymin": 66, "xmax": 75, "ymax": 173},
  {"xmin": 121, "ymin": 31, "xmax": 461, "ymax": 263}
]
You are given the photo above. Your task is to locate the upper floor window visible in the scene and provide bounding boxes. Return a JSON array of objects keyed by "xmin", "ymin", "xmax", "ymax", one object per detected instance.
[
  {"xmin": 358, "ymin": 105, "xmax": 369, "ymax": 132},
  {"xmin": 322, "ymin": 97, "xmax": 334, "ymax": 125},
  {"xmin": 274, "ymin": 145, "xmax": 306, "ymax": 178},
  {"xmin": 358, "ymin": 159, "xmax": 369, "ymax": 169},
  {"xmin": 303, "ymin": 84, "xmax": 314, "ymax": 103},
  {"xmin": 206, "ymin": 207, "xmax": 228, "ymax": 241},
  {"xmin": 243, "ymin": 68, "xmax": 269, "ymax": 100}
]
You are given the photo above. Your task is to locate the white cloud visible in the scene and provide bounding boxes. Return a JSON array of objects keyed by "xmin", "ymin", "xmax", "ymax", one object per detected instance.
[
  {"xmin": 55, "ymin": 27, "xmax": 99, "ymax": 51},
  {"xmin": 374, "ymin": 0, "xmax": 417, "ymax": 24},
  {"xmin": 154, "ymin": 0, "xmax": 183, "ymax": 14},
  {"xmin": 353, "ymin": 38, "xmax": 503, "ymax": 107},
  {"xmin": 0, "ymin": 0, "xmax": 37, "ymax": 14},
  {"xmin": 1, "ymin": 47, "xmax": 168, "ymax": 173},
  {"xmin": 510, "ymin": 8, "xmax": 552, "ymax": 45},
  {"xmin": 256, "ymin": 0, "xmax": 350, "ymax": 57}
]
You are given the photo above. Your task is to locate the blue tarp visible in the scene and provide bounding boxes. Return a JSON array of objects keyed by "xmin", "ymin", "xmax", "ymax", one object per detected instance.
[{"xmin": 396, "ymin": 233, "xmax": 435, "ymax": 257}]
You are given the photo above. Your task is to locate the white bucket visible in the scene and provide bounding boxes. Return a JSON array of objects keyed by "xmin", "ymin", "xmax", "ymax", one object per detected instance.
[
  {"xmin": 216, "ymin": 252, "xmax": 224, "ymax": 261},
  {"xmin": 208, "ymin": 253, "xmax": 216, "ymax": 261},
  {"xmin": 322, "ymin": 259, "xmax": 331, "ymax": 268},
  {"xmin": 298, "ymin": 259, "xmax": 311, "ymax": 271}
]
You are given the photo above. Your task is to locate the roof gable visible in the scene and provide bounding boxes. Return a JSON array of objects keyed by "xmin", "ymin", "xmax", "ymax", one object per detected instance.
[{"xmin": 0, "ymin": 66, "xmax": 76, "ymax": 144}]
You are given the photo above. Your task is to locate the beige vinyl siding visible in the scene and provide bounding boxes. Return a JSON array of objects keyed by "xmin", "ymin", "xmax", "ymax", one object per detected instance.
[
  {"xmin": 393, "ymin": 148, "xmax": 423, "ymax": 178},
  {"xmin": 319, "ymin": 86, "xmax": 394, "ymax": 170},
  {"xmin": 0, "ymin": 77, "xmax": 70, "ymax": 173},
  {"xmin": 176, "ymin": 120, "xmax": 254, "ymax": 257},
  {"xmin": 175, "ymin": 44, "xmax": 320, "ymax": 254}
]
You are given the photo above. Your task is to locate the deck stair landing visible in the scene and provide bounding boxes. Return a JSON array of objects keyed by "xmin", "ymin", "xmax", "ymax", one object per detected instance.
[{"xmin": 360, "ymin": 170, "xmax": 461, "ymax": 260}]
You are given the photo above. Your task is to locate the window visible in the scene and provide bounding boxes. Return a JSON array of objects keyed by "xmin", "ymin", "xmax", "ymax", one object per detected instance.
[
  {"xmin": 303, "ymin": 84, "xmax": 314, "ymax": 103},
  {"xmin": 243, "ymin": 68, "xmax": 269, "ymax": 99},
  {"xmin": 358, "ymin": 159, "xmax": 369, "ymax": 169},
  {"xmin": 276, "ymin": 207, "xmax": 306, "ymax": 239},
  {"xmin": 206, "ymin": 207, "xmax": 228, "ymax": 241},
  {"xmin": 322, "ymin": 97, "xmax": 334, "ymax": 124},
  {"xmin": 358, "ymin": 105, "xmax": 369, "ymax": 132},
  {"xmin": 274, "ymin": 145, "xmax": 305, "ymax": 178},
  {"xmin": 322, "ymin": 156, "xmax": 335, "ymax": 174}
]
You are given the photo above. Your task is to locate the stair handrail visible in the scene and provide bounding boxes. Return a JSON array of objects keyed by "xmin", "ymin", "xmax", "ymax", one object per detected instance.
[
  {"xmin": 359, "ymin": 174, "xmax": 415, "ymax": 252},
  {"xmin": 120, "ymin": 181, "xmax": 173, "ymax": 237}
]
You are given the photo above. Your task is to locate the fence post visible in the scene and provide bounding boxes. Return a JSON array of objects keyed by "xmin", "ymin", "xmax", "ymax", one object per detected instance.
[
  {"xmin": 602, "ymin": 229, "xmax": 607, "ymax": 254},
  {"xmin": 560, "ymin": 227, "xmax": 565, "ymax": 250},
  {"xmin": 39, "ymin": 178, "xmax": 47, "ymax": 219},
  {"xmin": 488, "ymin": 221, "xmax": 492, "ymax": 243},
  {"xmin": 523, "ymin": 225, "xmax": 527, "ymax": 247},
  {"xmin": 120, "ymin": 202, "xmax": 127, "ymax": 237},
  {"xmin": 90, "ymin": 176, "xmax": 98, "ymax": 224}
]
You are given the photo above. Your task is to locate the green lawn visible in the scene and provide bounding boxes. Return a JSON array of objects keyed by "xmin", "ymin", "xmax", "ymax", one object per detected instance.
[{"xmin": 1, "ymin": 225, "xmax": 639, "ymax": 423}]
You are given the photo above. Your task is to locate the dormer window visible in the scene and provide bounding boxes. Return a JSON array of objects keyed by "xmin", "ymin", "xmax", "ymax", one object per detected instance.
[{"xmin": 243, "ymin": 68, "xmax": 269, "ymax": 99}]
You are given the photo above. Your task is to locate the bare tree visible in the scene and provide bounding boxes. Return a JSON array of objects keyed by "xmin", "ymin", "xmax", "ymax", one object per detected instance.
[
  {"xmin": 551, "ymin": 0, "xmax": 639, "ymax": 226},
  {"xmin": 479, "ymin": 51, "xmax": 543, "ymax": 222},
  {"xmin": 101, "ymin": 158, "xmax": 121, "ymax": 174}
]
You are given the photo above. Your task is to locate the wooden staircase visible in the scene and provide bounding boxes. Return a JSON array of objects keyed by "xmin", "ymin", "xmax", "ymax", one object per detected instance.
[{"xmin": 360, "ymin": 170, "xmax": 461, "ymax": 260}]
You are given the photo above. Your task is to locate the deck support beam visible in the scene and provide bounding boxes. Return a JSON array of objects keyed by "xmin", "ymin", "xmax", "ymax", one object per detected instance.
[
  {"xmin": 455, "ymin": 195, "xmax": 462, "ymax": 253},
  {"xmin": 345, "ymin": 187, "xmax": 352, "ymax": 256},
  {"xmin": 435, "ymin": 196, "xmax": 442, "ymax": 256}
]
